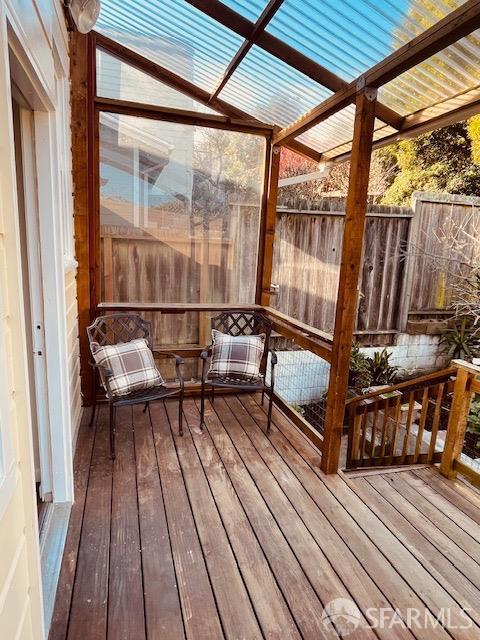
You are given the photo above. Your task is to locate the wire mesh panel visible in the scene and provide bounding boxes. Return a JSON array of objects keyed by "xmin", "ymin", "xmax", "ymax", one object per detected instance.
[{"xmin": 269, "ymin": 335, "xmax": 330, "ymax": 435}]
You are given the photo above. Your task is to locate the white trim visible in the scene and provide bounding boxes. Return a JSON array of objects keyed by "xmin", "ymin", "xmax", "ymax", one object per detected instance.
[
  {"xmin": 18, "ymin": 106, "xmax": 54, "ymax": 498},
  {"xmin": 7, "ymin": 22, "xmax": 74, "ymax": 503},
  {"xmin": 34, "ymin": 108, "xmax": 74, "ymax": 502}
]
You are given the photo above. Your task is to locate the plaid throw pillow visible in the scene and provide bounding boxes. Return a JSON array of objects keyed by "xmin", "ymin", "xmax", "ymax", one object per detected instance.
[
  {"xmin": 208, "ymin": 329, "xmax": 265, "ymax": 382},
  {"xmin": 91, "ymin": 338, "xmax": 164, "ymax": 396}
]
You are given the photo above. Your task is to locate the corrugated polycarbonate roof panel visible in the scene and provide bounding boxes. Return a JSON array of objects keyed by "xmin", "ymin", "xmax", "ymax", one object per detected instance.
[
  {"xmin": 96, "ymin": 0, "xmax": 243, "ymax": 92},
  {"xmin": 219, "ymin": 45, "xmax": 332, "ymax": 126},
  {"xmin": 266, "ymin": 0, "xmax": 467, "ymax": 81},
  {"xmin": 313, "ymin": 122, "xmax": 399, "ymax": 159},
  {"xmin": 296, "ymin": 107, "xmax": 397, "ymax": 155},
  {"xmin": 297, "ymin": 105, "xmax": 356, "ymax": 153},
  {"xmin": 221, "ymin": 0, "xmax": 269, "ymax": 22},
  {"xmin": 379, "ymin": 29, "xmax": 480, "ymax": 115}
]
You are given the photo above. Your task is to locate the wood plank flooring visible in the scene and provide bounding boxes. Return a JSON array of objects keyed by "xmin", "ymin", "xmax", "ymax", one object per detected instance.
[{"xmin": 50, "ymin": 394, "xmax": 480, "ymax": 640}]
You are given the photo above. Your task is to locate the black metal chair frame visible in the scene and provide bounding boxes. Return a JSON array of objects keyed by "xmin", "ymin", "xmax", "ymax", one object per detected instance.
[
  {"xmin": 200, "ymin": 311, "xmax": 277, "ymax": 432},
  {"xmin": 87, "ymin": 313, "xmax": 184, "ymax": 459}
]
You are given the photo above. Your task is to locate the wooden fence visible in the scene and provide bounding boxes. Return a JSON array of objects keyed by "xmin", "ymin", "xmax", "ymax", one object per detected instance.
[
  {"xmin": 271, "ymin": 191, "xmax": 480, "ymax": 335},
  {"xmin": 100, "ymin": 192, "xmax": 480, "ymax": 345}
]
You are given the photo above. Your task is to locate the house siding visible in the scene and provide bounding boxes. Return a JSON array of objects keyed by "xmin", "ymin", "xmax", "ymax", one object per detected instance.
[{"xmin": 0, "ymin": 1, "xmax": 80, "ymax": 638}]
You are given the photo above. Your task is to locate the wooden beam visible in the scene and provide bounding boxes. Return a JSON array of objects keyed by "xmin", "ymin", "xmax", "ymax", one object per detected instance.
[
  {"xmin": 185, "ymin": 0, "xmax": 403, "ymax": 131},
  {"xmin": 71, "ymin": 30, "xmax": 96, "ymax": 405},
  {"xmin": 93, "ymin": 31, "xmax": 321, "ymax": 162},
  {"xmin": 97, "ymin": 302, "xmax": 264, "ymax": 313},
  {"xmin": 94, "ymin": 97, "xmax": 273, "ymax": 135},
  {"xmin": 321, "ymin": 88, "xmax": 377, "ymax": 475},
  {"xmin": 209, "ymin": 0, "xmax": 284, "ymax": 101},
  {"xmin": 259, "ymin": 145, "xmax": 281, "ymax": 306}
]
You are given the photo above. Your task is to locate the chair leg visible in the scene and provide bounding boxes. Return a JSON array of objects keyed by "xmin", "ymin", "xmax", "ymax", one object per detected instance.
[
  {"xmin": 147, "ymin": 403, "xmax": 153, "ymax": 426},
  {"xmin": 200, "ymin": 380, "xmax": 205, "ymax": 430},
  {"xmin": 211, "ymin": 384, "xmax": 215, "ymax": 404},
  {"xmin": 267, "ymin": 392, "xmax": 273, "ymax": 435},
  {"xmin": 179, "ymin": 392, "xmax": 184, "ymax": 437},
  {"xmin": 143, "ymin": 401, "xmax": 149, "ymax": 414},
  {"xmin": 109, "ymin": 402, "xmax": 116, "ymax": 460},
  {"xmin": 89, "ymin": 396, "xmax": 97, "ymax": 428},
  {"xmin": 261, "ymin": 391, "xmax": 265, "ymax": 406}
]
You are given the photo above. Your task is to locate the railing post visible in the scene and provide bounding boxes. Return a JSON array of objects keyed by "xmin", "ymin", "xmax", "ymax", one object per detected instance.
[
  {"xmin": 321, "ymin": 87, "xmax": 377, "ymax": 474},
  {"xmin": 439, "ymin": 361, "xmax": 475, "ymax": 479}
]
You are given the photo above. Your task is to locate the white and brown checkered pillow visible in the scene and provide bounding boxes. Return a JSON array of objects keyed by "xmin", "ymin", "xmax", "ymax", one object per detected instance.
[
  {"xmin": 208, "ymin": 329, "xmax": 265, "ymax": 382},
  {"xmin": 91, "ymin": 338, "xmax": 164, "ymax": 396}
]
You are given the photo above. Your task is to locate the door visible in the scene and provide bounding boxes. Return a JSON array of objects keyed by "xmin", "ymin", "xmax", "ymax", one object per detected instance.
[{"xmin": 12, "ymin": 90, "xmax": 53, "ymax": 507}]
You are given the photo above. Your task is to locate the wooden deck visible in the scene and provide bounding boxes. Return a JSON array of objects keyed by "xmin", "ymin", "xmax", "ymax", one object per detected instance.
[{"xmin": 49, "ymin": 394, "xmax": 480, "ymax": 640}]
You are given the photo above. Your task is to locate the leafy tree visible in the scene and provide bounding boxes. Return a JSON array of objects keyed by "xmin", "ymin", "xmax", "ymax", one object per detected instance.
[{"xmin": 382, "ymin": 121, "xmax": 480, "ymax": 206}]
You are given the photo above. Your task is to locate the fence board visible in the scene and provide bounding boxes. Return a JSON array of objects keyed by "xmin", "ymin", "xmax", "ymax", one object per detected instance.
[{"xmin": 271, "ymin": 209, "xmax": 409, "ymax": 333}]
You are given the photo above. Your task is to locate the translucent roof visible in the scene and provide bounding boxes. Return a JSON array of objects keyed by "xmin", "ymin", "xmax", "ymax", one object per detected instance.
[
  {"xmin": 96, "ymin": 0, "xmax": 243, "ymax": 91},
  {"xmin": 266, "ymin": 0, "xmax": 466, "ymax": 80},
  {"xmin": 220, "ymin": 46, "xmax": 331, "ymax": 127},
  {"xmin": 96, "ymin": 0, "xmax": 480, "ymax": 160}
]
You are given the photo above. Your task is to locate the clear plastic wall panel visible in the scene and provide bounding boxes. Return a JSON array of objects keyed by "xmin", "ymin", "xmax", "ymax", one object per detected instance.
[
  {"xmin": 221, "ymin": 0, "xmax": 269, "ymax": 22},
  {"xmin": 96, "ymin": 50, "xmax": 219, "ymax": 113},
  {"xmin": 97, "ymin": 0, "xmax": 243, "ymax": 91},
  {"xmin": 267, "ymin": 0, "xmax": 466, "ymax": 81},
  {"xmin": 99, "ymin": 113, "xmax": 265, "ymax": 335},
  {"xmin": 379, "ymin": 29, "xmax": 480, "ymax": 115},
  {"xmin": 220, "ymin": 45, "xmax": 332, "ymax": 126}
]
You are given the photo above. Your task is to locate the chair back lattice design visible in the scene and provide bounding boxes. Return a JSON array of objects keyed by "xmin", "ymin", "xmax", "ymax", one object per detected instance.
[
  {"xmin": 87, "ymin": 313, "xmax": 153, "ymax": 351},
  {"xmin": 211, "ymin": 312, "xmax": 272, "ymax": 374}
]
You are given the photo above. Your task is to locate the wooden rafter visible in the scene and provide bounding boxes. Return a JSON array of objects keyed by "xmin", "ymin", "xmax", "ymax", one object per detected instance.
[
  {"xmin": 209, "ymin": 0, "xmax": 284, "ymax": 102},
  {"xmin": 185, "ymin": 0, "xmax": 403, "ymax": 130},
  {"xmin": 274, "ymin": 0, "xmax": 480, "ymax": 147},
  {"xmin": 93, "ymin": 31, "xmax": 321, "ymax": 162}
]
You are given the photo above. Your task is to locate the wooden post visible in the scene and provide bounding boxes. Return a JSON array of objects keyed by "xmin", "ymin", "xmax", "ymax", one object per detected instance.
[
  {"xmin": 321, "ymin": 88, "xmax": 377, "ymax": 474},
  {"xmin": 256, "ymin": 143, "xmax": 280, "ymax": 305},
  {"xmin": 440, "ymin": 362, "xmax": 475, "ymax": 479},
  {"xmin": 71, "ymin": 30, "xmax": 96, "ymax": 405}
]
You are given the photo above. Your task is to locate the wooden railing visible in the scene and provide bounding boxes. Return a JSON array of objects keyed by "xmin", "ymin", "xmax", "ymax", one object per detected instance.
[
  {"xmin": 345, "ymin": 367, "xmax": 456, "ymax": 469},
  {"xmin": 440, "ymin": 360, "xmax": 480, "ymax": 484},
  {"xmin": 96, "ymin": 302, "xmax": 334, "ymax": 361}
]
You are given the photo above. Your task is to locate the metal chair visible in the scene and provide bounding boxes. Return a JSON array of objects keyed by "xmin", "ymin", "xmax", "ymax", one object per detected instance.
[
  {"xmin": 200, "ymin": 311, "xmax": 277, "ymax": 432},
  {"xmin": 87, "ymin": 313, "xmax": 184, "ymax": 459}
]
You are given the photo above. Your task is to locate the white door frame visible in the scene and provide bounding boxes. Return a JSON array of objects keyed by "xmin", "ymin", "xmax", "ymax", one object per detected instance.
[
  {"xmin": 7, "ymin": 16, "xmax": 74, "ymax": 503},
  {"xmin": 16, "ymin": 104, "xmax": 54, "ymax": 499}
]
